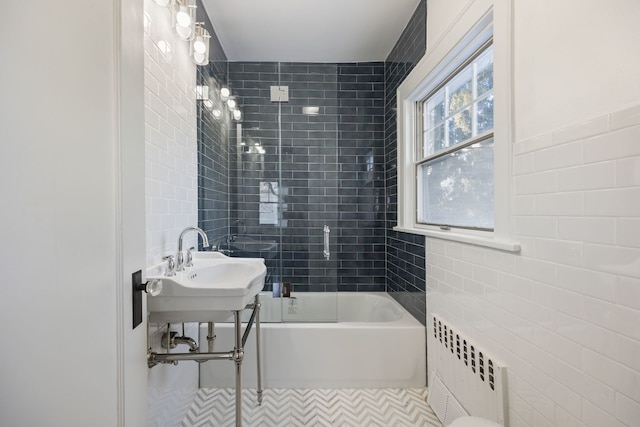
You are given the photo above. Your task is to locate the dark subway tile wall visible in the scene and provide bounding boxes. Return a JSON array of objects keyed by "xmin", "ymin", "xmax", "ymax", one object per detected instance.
[
  {"xmin": 226, "ymin": 62, "xmax": 386, "ymax": 292},
  {"xmin": 195, "ymin": 0, "xmax": 428, "ymax": 324},
  {"xmin": 385, "ymin": 0, "xmax": 428, "ymax": 324}
]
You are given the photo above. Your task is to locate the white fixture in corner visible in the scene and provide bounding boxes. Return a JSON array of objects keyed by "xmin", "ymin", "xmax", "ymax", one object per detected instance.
[
  {"xmin": 191, "ymin": 23, "xmax": 210, "ymax": 66},
  {"xmin": 173, "ymin": 0, "xmax": 196, "ymax": 41}
]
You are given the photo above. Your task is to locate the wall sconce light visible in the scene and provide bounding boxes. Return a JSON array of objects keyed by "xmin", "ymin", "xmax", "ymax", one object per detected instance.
[
  {"xmin": 227, "ymin": 97, "xmax": 237, "ymax": 110},
  {"xmin": 220, "ymin": 86, "xmax": 230, "ymax": 101},
  {"xmin": 173, "ymin": 0, "xmax": 196, "ymax": 41},
  {"xmin": 233, "ymin": 109, "xmax": 242, "ymax": 121},
  {"xmin": 191, "ymin": 23, "xmax": 210, "ymax": 66}
]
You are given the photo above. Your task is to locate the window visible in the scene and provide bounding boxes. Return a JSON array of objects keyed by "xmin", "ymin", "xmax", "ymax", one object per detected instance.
[
  {"xmin": 394, "ymin": 1, "xmax": 519, "ymax": 252},
  {"xmin": 417, "ymin": 43, "xmax": 494, "ymax": 230}
]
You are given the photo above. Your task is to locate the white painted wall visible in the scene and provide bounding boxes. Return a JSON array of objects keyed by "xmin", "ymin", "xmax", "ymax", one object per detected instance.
[
  {"xmin": 425, "ymin": 1, "xmax": 640, "ymax": 426},
  {"xmin": 0, "ymin": 0, "xmax": 146, "ymax": 426},
  {"xmin": 144, "ymin": 1, "xmax": 200, "ymax": 424}
]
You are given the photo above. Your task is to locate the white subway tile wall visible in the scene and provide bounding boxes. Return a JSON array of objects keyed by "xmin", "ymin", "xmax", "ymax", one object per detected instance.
[
  {"xmin": 144, "ymin": 3, "xmax": 198, "ymax": 266},
  {"xmin": 427, "ymin": 104, "xmax": 640, "ymax": 427},
  {"xmin": 143, "ymin": 2, "xmax": 200, "ymax": 426}
]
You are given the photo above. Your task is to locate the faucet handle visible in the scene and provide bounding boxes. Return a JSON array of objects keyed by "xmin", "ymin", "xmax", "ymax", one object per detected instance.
[
  {"xmin": 163, "ymin": 255, "xmax": 176, "ymax": 276},
  {"xmin": 186, "ymin": 247, "xmax": 195, "ymax": 267}
]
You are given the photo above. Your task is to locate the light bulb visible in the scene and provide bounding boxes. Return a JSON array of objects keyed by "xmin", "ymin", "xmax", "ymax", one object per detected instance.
[
  {"xmin": 190, "ymin": 24, "xmax": 210, "ymax": 65},
  {"xmin": 176, "ymin": 6, "xmax": 191, "ymax": 27},
  {"xmin": 212, "ymin": 109, "xmax": 222, "ymax": 119},
  {"xmin": 227, "ymin": 99, "xmax": 236, "ymax": 109},
  {"xmin": 220, "ymin": 87, "xmax": 230, "ymax": 100},
  {"xmin": 193, "ymin": 52, "xmax": 207, "ymax": 65},
  {"xmin": 176, "ymin": 24, "xmax": 192, "ymax": 40},
  {"xmin": 233, "ymin": 109, "xmax": 242, "ymax": 121},
  {"xmin": 193, "ymin": 39, "xmax": 206, "ymax": 54}
]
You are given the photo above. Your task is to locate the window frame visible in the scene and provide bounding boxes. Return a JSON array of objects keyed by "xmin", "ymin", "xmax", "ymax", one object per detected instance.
[
  {"xmin": 417, "ymin": 40, "xmax": 495, "ymax": 231},
  {"xmin": 394, "ymin": 0, "xmax": 520, "ymax": 252}
]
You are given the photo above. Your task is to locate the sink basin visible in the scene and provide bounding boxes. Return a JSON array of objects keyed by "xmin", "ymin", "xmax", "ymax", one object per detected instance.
[{"xmin": 146, "ymin": 252, "xmax": 267, "ymax": 323}]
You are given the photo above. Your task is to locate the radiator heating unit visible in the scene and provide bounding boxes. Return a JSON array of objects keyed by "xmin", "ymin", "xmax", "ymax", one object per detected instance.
[{"xmin": 427, "ymin": 314, "xmax": 508, "ymax": 426}]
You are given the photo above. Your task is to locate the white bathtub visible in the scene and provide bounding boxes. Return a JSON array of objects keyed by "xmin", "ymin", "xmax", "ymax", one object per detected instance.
[{"xmin": 199, "ymin": 292, "xmax": 426, "ymax": 389}]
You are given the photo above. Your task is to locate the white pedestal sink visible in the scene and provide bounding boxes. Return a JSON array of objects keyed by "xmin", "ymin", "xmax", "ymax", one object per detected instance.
[
  {"xmin": 146, "ymin": 252, "xmax": 267, "ymax": 322},
  {"xmin": 146, "ymin": 251, "xmax": 266, "ymax": 427}
]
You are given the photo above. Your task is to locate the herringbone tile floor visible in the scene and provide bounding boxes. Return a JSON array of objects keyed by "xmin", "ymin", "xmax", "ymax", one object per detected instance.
[{"xmin": 182, "ymin": 388, "xmax": 442, "ymax": 427}]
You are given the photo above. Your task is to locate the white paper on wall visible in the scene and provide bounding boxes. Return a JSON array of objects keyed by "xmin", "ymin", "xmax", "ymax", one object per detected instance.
[
  {"xmin": 260, "ymin": 182, "xmax": 279, "ymax": 224},
  {"xmin": 260, "ymin": 181, "xmax": 279, "ymax": 202}
]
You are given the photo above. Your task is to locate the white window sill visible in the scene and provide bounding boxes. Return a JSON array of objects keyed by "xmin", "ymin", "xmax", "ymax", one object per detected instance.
[{"xmin": 393, "ymin": 226, "xmax": 521, "ymax": 252}]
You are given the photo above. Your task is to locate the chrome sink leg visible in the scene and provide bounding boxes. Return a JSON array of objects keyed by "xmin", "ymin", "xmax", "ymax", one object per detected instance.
[
  {"xmin": 233, "ymin": 310, "xmax": 243, "ymax": 427},
  {"xmin": 255, "ymin": 294, "xmax": 263, "ymax": 405},
  {"xmin": 207, "ymin": 322, "xmax": 216, "ymax": 353}
]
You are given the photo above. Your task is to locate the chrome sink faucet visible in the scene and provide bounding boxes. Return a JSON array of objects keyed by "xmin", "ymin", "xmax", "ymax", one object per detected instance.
[{"xmin": 176, "ymin": 226, "xmax": 210, "ymax": 272}]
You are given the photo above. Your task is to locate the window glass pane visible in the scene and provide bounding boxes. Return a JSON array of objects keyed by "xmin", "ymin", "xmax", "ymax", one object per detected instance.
[
  {"xmin": 476, "ymin": 47, "xmax": 493, "ymax": 97},
  {"xmin": 425, "ymin": 123, "xmax": 446, "ymax": 156},
  {"xmin": 424, "ymin": 90, "xmax": 445, "ymax": 129},
  {"xmin": 418, "ymin": 137, "xmax": 494, "ymax": 229},
  {"xmin": 422, "ymin": 44, "xmax": 493, "ymax": 158},
  {"xmin": 447, "ymin": 108, "xmax": 472, "ymax": 145},
  {"xmin": 475, "ymin": 95, "xmax": 494, "ymax": 134},
  {"xmin": 447, "ymin": 68, "xmax": 472, "ymax": 115}
]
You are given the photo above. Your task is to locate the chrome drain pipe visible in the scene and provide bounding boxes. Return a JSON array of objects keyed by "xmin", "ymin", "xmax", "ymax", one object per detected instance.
[{"xmin": 147, "ymin": 295, "xmax": 262, "ymax": 427}]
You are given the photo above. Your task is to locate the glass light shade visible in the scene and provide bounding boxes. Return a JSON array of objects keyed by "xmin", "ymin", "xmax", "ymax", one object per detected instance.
[
  {"xmin": 190, "ymin": 24, "xmax": 210, "ymax": 66},
  {"xmin": 233, "ymin": 109, "xmax": 242, "ymax": 121},
  {"xmin": 193, "ymin": 39, "xmax": 206, "ymax": 54},
  {"xmin": 176, "ymin": 6, "xmax": 191, "ymax": 27},
  {"xmin": 176, "ymin": 24, "xmax": 192, "ymax": 40},
  {"xmin": 203, "ymin": 99, "xmax": 213, "ymax": 110},
  {"xmin": 173, "ymin": 0, "xmax": 196, "ymax": 41},
  {"xmin": 212, "ymin": 109, "xmax": 222, "ymax": 119},
  {"xmin": 220, "ymin": 87, "xmax": 230, "ymax": 101},
  {"xmin": 227, "ymin": 98, "xmax": 237, "ymax": 109}
]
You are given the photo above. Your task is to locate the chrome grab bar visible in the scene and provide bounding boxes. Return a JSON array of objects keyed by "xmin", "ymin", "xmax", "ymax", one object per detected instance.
[{"xmin": 323, "ymin": 225, "xmax": 330, "ymax": 260}]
